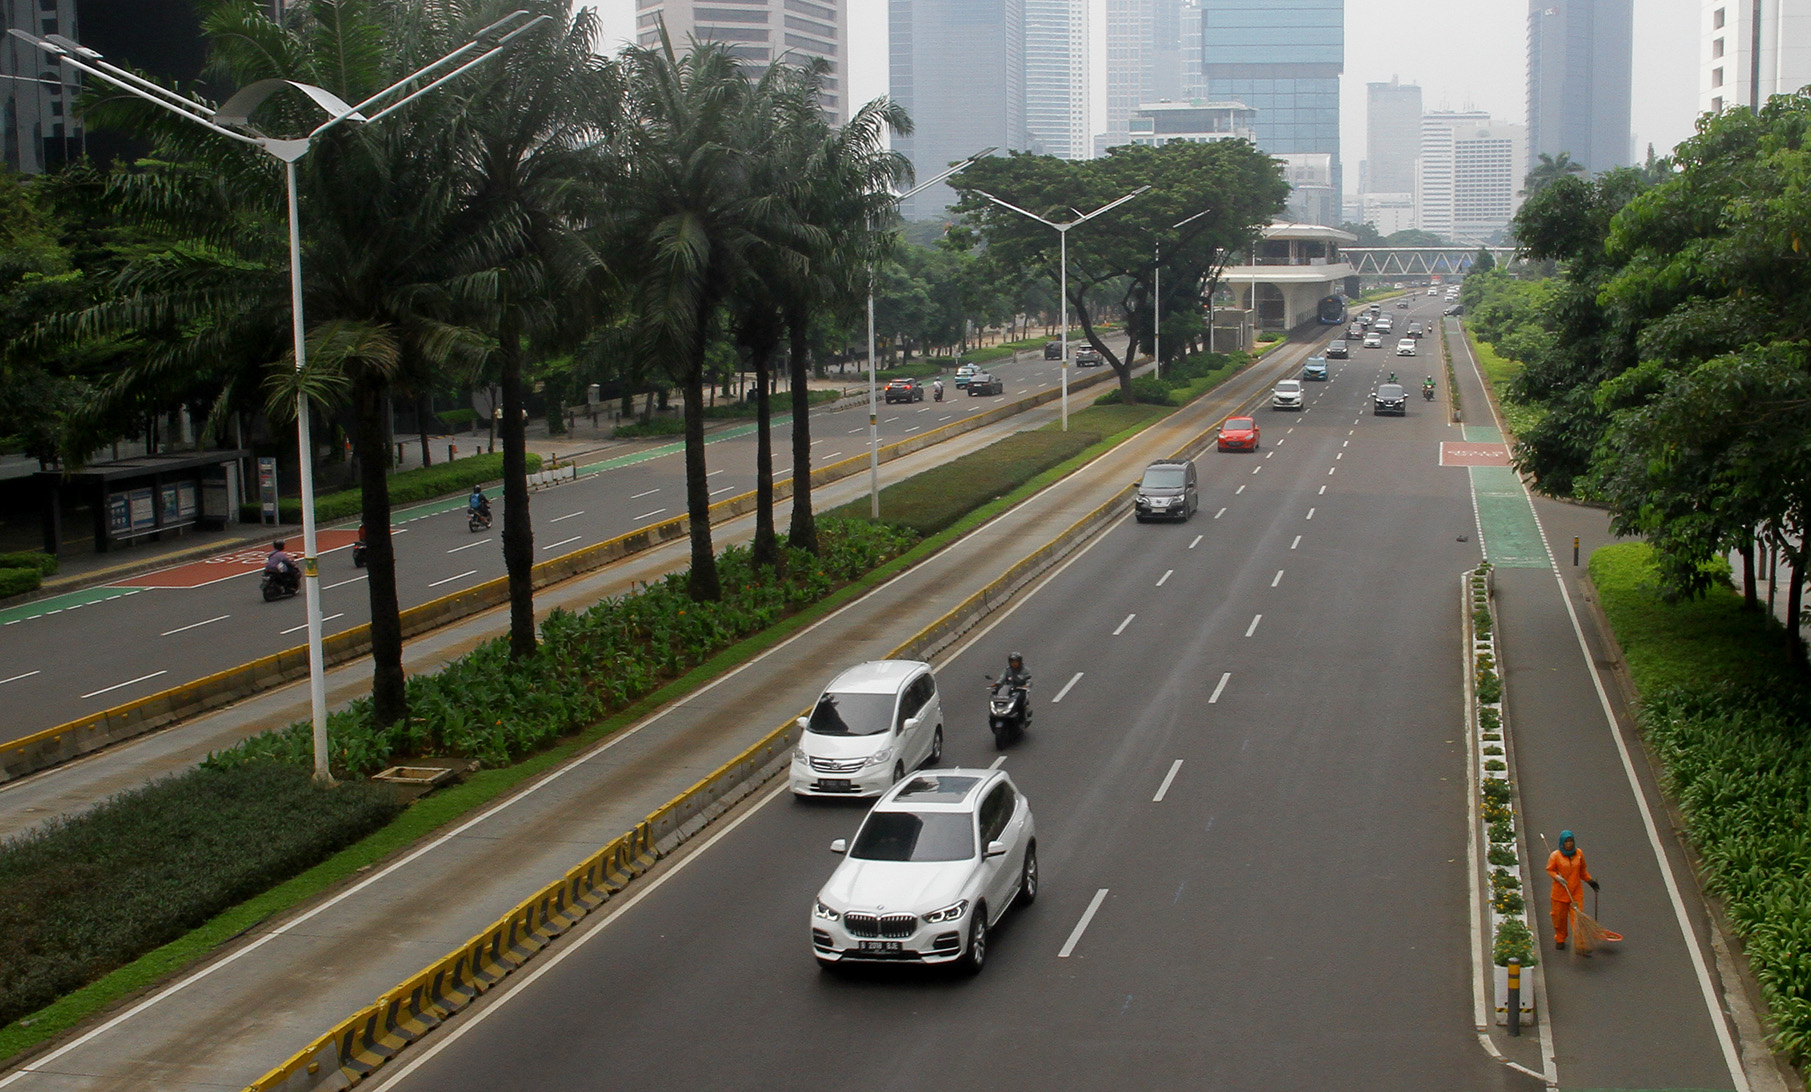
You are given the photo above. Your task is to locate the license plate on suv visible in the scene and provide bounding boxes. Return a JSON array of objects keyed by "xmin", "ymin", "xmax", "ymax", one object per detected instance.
[{"xmin": 858, "ymin": 941, "xmax": 902, "ymax": 951}]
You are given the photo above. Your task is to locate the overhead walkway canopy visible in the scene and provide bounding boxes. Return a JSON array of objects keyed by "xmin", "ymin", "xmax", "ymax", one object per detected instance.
[
  {"xmin": 1221, "ymin": 222, "xmax": 1358, "ymax": 331},
  {"xmin": 1342, "ymin": 247, "xmax": 1516, "ymax": 277}
]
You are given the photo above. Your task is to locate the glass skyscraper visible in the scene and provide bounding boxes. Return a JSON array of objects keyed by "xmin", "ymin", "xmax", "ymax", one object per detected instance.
[
  {"xmin": 890, "ymin": 0, "xmax": 1026, "ymax": 219},
  {"xmin": 1024, "ymin": 0, "xmax": 1088, "ymax": 160},
  {"xmin": 1526, "ymin": 0, "xmax": 1631, "ymax": 175},
  {"xmin": 1200, "ymin": 0, "xmax": 1344, "ymax": 223}
]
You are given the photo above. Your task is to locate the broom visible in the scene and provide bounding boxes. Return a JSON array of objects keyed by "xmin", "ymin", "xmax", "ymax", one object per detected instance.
[{"xmin": 1569, "ymin": 885, "xmax": 1623, "ymax": 957}]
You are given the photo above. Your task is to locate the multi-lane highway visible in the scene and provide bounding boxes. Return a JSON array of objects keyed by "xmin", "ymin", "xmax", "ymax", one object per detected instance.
[
  {"xmin": 0, "ymin": 347, "xmax": 1109, "ymax": 740},
  {"xmin": 361, "ymin": 295, "xmax": 1535, "ymax": 1091}
]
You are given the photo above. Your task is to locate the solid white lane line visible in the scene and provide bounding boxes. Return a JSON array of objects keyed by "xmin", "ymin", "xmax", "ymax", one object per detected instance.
[
  {"xmin": 1290, "ymin": 535, "xmax": 1301, "ymax": 550},
  {"xmin": 823, "ymin": 452, "xmax": 843, "ymax": 460},
  {"xmin": 635, "ymin": 508, "xmax": 667, "ymax": 521},
  {"xmin": 428, "ymin": 570, "xmax": 478, "ymax": 588},
  {"xmin": 448, "ymin": 539, "xmax": 491, "ymax": 553},
  {"xmin": 1156, "ymin": 569, "xmax": 1173, "ymax": 587},
  {"xmin": 323, "ymin": 575, "xmax": 367, "ymax": 590},
  {"xmin": 160, "ymin": 614, "xmax": 230, "ymax": 637},
  {"xmin": 80, "ymin": 670, "xmax": 168, "ymax": 700},
  {"xmin": 550, "ymin": 510, "xmax": 585, "ymax": 523},
  {"xmin": 938, "ymin": 415, "xmax": 953, "ymax": 422},
  {"xmin": 904, "ymin": 426, "xmax": 920, "ymax": 434},
  {"xmin": 706, "ymin": 470, "xmax": 724, "ymax": 477},
  {"xmin": 1271, "ymin": 570, "xmax": 1283, "ymax": 587},
  {"xmin": 1051, "ymin": 672, "xmax": 1083, "ymax": 703},
  {"xmin": 630, "ymin": 488, "xmax": 660, "ymax": 499},
  {"xmin": 542, "ymin": 536, "xmax": 581, "ymax": 551},
  {"xmin": 847, "ymin": 427, "xmax": 863, "ymax": 434},
  {"xmin": 281, "ymin": 613, "xmax": 343, "ymax": 636},
  {"xmin": 1208, "ymin": 672, "xmax": 1231, "ymax": 703},
  {"xmin": 0, "ymin": 670, "xmax": 41, "ymax": 686},
  {"xmin": 1245, "ymin": 614, "xmax": 1262, "ymax": 637},
  {"xmin": 1189, "ymin": 535, "xmax": 1203, "ymax": 549},
  {"xmin": 1058, "ymin": 889, "xmax": 1110, "ymax": 958},
  {"xmin": 1112, "ymin": 613, "xmax": 1135, "ymax": 636},
  {"xmin": 1152, "ymin": 760, "xmax": 1184, "ymax": 803},
  {"xmin": 709, "ymin": 486, "xmax": 735, "ymax": 496}
]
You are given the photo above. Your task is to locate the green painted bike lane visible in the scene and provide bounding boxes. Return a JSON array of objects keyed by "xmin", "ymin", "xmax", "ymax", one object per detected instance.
[
  {"xmin": 0, "ymin": 585, "xmax": 145, "ymax": 627},
  {"xmin": 1463, "ymin": 423, "xmax": 1550, "ymax": 569}
]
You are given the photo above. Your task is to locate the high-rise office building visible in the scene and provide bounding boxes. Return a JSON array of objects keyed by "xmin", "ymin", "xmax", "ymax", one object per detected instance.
[
  {"xmin": 1100, "ymin": 0, "xmax": 1183, "ymax": 151},
  {"xmin": 1700, "ymin": 0, "xmax": 1811, "ymax": 115},
  {"xmin": 1128, "ymin": 99, "xmax": 1256, "ymax": 147},
  {"xmin": 2, "ymin": 0, "xmax": 79, "ymax": 173},
  {"xmin": 1364, "ymin": 78, "xmax": 1421, "ymax": 195},
  {"xmin": 890, "ymin": 0, "xmax": 1024, "ymax": 218},
  {"xmin": 1526, "ymin": 0, "xmax": 1631, "ymax": 175},
  {"xmin": 1200, "ymin": 0, "xmax": 1344, "ymax": 223},
  {"xmin": 1419, "ymin": 111, "xmax": 1523, "ymax": 244},
  {"xmin": 1180, "ymin": 0, "xmax": 1207, "ymax": 101},
  {"xmin": 1024, "ymin": 0, "xmax": 1088, "ymax": 159},
  {"xmin": 637, "ymin": 0, "xmax": 849, "ymax": 122}
]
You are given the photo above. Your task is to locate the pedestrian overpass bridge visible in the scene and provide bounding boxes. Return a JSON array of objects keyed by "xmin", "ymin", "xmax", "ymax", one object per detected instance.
[{"xmin": 1341, "ymin": 247, "xmax": 1517, "ymax": 276}]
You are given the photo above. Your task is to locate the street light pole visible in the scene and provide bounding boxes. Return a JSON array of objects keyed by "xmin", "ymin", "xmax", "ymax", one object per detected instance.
[
  {"xmin": 974, "ymin": 186, "xmax": 1149, "ymax": 429},
  {"xmin": 1151, "ymin": 207, "xmax": 1213, "ymax": 383},
  {"xmin": 9, "ymin": 12, "xmax": 547, "ymax": 782},
  {"xmin": 865, "ymin": 147, "xmax": 994, "ymax": 517}
]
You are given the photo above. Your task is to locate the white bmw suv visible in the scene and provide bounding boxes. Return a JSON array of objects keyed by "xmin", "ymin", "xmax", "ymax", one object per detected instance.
[{"xmin": 811, "ymin": 770, "xmax": 1036, "ymax": 973}]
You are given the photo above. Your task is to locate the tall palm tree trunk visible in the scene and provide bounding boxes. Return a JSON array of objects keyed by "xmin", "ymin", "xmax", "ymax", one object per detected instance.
[
  {"xmin": 683, "ymin": 307, "xmax": 721, "ymax": 601},
  {"xmin": 354, "ymin": 374, "xmax": 408, "ymax": 726},
  {"xmin": 752, "ymin": 335, "xmax": 778, "ymax": 569},
  {"xmin": 785, "ymin": 309, "xmax": 818, "ymax": 555},
  {"xmin": 498, "ymin": 285, "xmax": 537, "ymax": 658}
]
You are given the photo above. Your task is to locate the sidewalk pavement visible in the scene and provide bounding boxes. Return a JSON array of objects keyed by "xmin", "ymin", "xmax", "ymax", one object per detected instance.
[
  {"xmin": 0, "ymin": 339, "xmax": 1289, "ymax": 1092},
  {"xmin": 1445, "ymin": 318, "xmax": 1784, "ymax": 1092}
]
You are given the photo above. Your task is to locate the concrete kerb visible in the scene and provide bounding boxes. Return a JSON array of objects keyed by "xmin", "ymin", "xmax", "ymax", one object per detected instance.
[
  {"xmin": 4, "ymin": 372, "xmax": 1127, "ymax": 788},
  {"xmin": 242, "ymin": 365, "xmax": 1252, "ymax": 1092}
]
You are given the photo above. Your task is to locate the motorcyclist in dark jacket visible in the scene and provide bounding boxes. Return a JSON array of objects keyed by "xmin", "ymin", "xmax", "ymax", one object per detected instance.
[{"xmin": 1001, "ymin": 652, "xmax": 1030, "ymax": 690}]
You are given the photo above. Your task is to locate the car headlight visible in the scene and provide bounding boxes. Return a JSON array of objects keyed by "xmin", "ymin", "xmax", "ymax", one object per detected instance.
[
  {"xmin": 922, "ymin": 899, "xmax": 969, "ymax": 924},
  {"xmin": 861, "ymin": 747, "xmax": 895, "ymax": 769},
  {"xmin": 792, "ymin": 746, "xmax": 807, "ymax": 762},
  {"xmin": 814, "ymin": 900, "xmax": 841, "ymax": 922}
]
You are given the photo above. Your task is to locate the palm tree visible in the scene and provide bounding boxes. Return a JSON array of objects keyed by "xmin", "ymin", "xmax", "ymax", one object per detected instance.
[
  {"xmin": 1523, "ymin": 151, "xmax": 1586, "ymax": 196},
  {"xmin": 434, "ymin": 0, "xmax": 618, "ymax": 657}
]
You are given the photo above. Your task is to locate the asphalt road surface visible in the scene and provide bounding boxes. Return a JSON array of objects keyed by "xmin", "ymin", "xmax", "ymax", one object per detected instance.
[
  {"xmin": 0, "ymin": 348, "xmax": 1113, "ymax": 740},
  {"xmin": 366, "ymin": 298, "xmax": 1539, "ymax": 1092}
]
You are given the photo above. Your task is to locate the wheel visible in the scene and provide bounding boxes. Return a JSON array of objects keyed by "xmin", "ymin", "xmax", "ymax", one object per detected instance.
[
  {"xmin": 1019, "ymin": 842, "xmax": 1039, "ymax": 905},
  {"xmin": 927, "ymin": 726, "xmax": 943, "ymax": 766},
  {"xmin": 993, "ymin": 727, "xmax": 1009, "ymax": 750},
  {"xmin": 957, "ymin": 909, "xmax": 987, "ymax": 975},
  {"xmin": 262, "ymin": 583, "xmax": 280, "ymax": 603}
]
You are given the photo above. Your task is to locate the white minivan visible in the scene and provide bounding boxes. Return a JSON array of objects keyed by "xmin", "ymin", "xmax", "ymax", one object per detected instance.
[{"xmin": 790, "ymin": 660, "xmax": 944, "ymax": 797}]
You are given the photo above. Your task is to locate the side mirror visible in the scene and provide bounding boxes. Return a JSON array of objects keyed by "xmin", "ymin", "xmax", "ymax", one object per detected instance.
[
  {"xmin": 830, "ymin": 839, "xmax": 847, "ymax": 854},
  {"xmin": 983, "ymin": 674, "xmax": 994, "ymax": 682},
  {"xmin": 985, "ymin": 840, "xmax": 1008, "ymax": 858},
  {"xmin": 796, "ymin": 715, "xmax": 809, "ymax": 731},
  {"xmin": 903, "ymin": 716, "xmax": 921, "ymax": 733}
]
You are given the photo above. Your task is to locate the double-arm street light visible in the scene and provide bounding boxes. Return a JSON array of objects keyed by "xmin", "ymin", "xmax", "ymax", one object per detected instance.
[
  {"xmin": 972, "ymin": 186, "xmax": 1149, "ymax": 430},
  {"xmin": 1151, "ymin": 206, "xmax": 1214, "ymax": 381},
  {"xmin": 9, "ymin": 11, "xmax": 548, "ymax": 782},
  {"xmin": 864, "ymin": 148, "xmax": 994, "ymax": 517}
]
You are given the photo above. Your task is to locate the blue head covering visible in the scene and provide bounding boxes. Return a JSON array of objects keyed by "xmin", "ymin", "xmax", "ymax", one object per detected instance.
[{"xmin": 1559, "ymin": 830, "xmax": 1576, "ymax": 856}]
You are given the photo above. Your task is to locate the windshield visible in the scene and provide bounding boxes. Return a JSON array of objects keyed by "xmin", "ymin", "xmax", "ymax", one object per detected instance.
[
  {"xmin": 1225, "ymin": 418, "xmax": 1254, "ymax": 430},
  {"xmin": 850, "ymin": 811, "xmax": 976, "ymax": 862},
  {"xmin": 807, "ymin": 692, "xmax": 895, "ymax": 736},
  {"xmin": 1378, "ymin": 385, "xmax": 1404, "ymax": 397},
  {"xmin": 1141, "ymin": 467, "xmax": 1187, "ymax": 489}
]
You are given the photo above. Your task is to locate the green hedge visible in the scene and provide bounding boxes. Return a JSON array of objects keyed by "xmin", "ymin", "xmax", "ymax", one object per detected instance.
[
  {"xmin": 0, "ymin": 568, "xmax": 40, "ymax": 599},
  {"xmin": 0, "ymin": 762, "xmax": 401, "ymax": 1028},
  {"xmin": 0, "ymin": 552, "xmax": 57, "ymax": 576},
  {"xmin": 238, "ymin": 452, "xmax": 541, "ymax": 525},
  {"xmin": 824, "ymin": 430, "xmax": 1100, "ymax": 538},
  {"xmin": 1591, "ymin": 543, "xmax": 1811, "ymax": 1062},
  {"xmin": 207, "ymin": 518, "xmax": 917, "ymax": 778}
]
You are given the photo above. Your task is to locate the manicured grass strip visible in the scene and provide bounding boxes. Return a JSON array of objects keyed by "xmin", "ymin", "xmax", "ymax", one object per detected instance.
[
  {"xmin": 1590, "ymin": 542, "xmax": 1811, "ymax": 1063},
  {"xmin": 1465, "ymin": 328, "xmax": 1543, "ymax": 441}
]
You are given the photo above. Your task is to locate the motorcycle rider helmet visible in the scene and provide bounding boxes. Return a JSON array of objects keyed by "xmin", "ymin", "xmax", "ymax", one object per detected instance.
[
  {"xmin": 272, "ymin": 540, "xmax": 285, "ymax": 551},
  {"xmin": 1008, "ymin": 652, "xmax": 1023, "ymax": 670}
]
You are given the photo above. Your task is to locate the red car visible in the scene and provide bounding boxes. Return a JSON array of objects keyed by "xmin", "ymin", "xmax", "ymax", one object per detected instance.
[{"xmin": 1218, "ymin": 416, "xmax": 1260, "ymax": 452}]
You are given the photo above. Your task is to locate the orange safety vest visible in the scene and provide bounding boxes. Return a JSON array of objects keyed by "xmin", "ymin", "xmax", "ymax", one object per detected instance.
[{"xmin": 1545, "ymin": 848, "xmax": 1593, "ymax": 903}]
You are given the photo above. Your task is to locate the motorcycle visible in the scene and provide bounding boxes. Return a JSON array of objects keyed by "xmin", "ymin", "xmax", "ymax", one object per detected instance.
[
  {"xmin": 468, "ymin": 504, "xmax": 492, "ymax": 533},
  {"xmin": 351, "ymin": 535, "xmax": 368, "ymax": 568},
  {"xmin": 933, "ymin": 383, "xmax": 944, "ymax": 402},
  {"xmin": 984, "ymin": 674, "xmax": 1031, "ymax": 748},
  {"xmin": 1423, "ymin": 384, "xmax": 1436, "ymax": 401},
  {"xmin": 260, "ymin": 566, "xmax": 300, "ymax": 602}
]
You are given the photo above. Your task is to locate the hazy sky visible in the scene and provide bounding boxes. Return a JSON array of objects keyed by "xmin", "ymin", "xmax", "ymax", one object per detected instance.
[{"xmin": 586, "ymin": 0, "xmax": 1705, "ymax": 178}]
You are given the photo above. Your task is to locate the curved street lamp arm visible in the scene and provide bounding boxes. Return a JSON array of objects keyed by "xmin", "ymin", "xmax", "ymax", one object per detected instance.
[
  {"xmin": 6, "ymin": 31, "xmax": 260, "ymax": 147},
  {"xmin": 338, "ymin": 12, "xmax": 550, "ymax": 131}
]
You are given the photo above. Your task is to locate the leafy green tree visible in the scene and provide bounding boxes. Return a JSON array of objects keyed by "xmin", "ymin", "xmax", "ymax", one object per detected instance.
[
  {"xmin": 1340, "ymin": 221, "xmax": 1386, "ymax": 247},
  {"xmin": 1522, "ymin": 151, "xmax": 1586, "ymax": 196}
]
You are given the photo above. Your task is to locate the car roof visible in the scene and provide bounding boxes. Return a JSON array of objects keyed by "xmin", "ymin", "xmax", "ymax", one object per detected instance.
[
  {"xmin": 824, "ymin": 659, "xmax": 930, "ymax": 694},
  {"xmin": 876, "ymin": 768, "xmax": 1003, "ymax": 811},
  {"xmin": 1276, "ymin": 379, "xmax": 1301, "ymax": 386},
  {"xmin": 1144, "ymin": 459, "xmax": 1190, "ymax": 470}
]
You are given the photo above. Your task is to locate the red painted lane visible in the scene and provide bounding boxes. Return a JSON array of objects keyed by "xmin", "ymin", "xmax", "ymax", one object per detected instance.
[
  {"xmin": 116, "ymin": 530, "xmax": 363, "ymax": 589},
  {"xmin": 1438, "ymin": 441, "xmax": 1510, "ymax": 467}
]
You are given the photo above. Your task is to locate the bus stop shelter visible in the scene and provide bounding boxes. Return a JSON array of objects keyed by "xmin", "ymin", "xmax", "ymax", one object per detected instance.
[{"xmin": 36, "ymin": 450, "xmax": 246, "ymax": 556}]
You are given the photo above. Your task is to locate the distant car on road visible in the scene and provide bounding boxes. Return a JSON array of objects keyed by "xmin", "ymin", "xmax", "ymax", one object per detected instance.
[
  {"xmin": 1043, "ymin": 340, "xmax": 1063, "ymax": 359},
  {"xmin": 1444, "ymin": 304, "xmax": 1464, "ymax": 316},
  {"xmin": 1271, "ymin": 379, "xmax": 1304, "ymax": 411},
  {"xmin": 1396, "ymin": 338, "xmax": 1418, "ymax": 356},
  {"xmin": 1302, "ymin": 356, "xmax": 1329, "ymax": 380},
  {"xmin": 1347, "ymin": 322, "xmax": 1364, "ymax": 337},
  {"xmin": 1407, "ymin": 321, "xmax": 1424, "ymax": 338},
  {"xmin": 1134, "ymin": 459, "xmax": 1199, "ymax": 522},
  {"xmin": 1326, "ymin": 339, "xmax": 1350, "ymax": 359},
  {"xmin": 1396, "ymin": 300, "xmax": 1411, "ymax": 309},
  {"xmin": 1362, "ymin": 331, "xmax": 1383, "ymax": 349},
  {"xmin": 966, "ymin": 371, "xmax": 1003, "ymax": 395},
  {"xmin": 884, "ymin": 377, "xmax": 924, "ymax": 403},
  {"xmin": 1074, "ymin": 347, "xmax": 1104, "ymax": 367},
  {"xmin": 954, "ymin": 363, "xmax": 979, "ymax": 388},
  {"xmin": 1373, "ymin": 383, "xmax": 1407, "ymax": 416},
  {"xmin": 1218, "ymin": 415, "xmax": 1260, "ymax": 451}
]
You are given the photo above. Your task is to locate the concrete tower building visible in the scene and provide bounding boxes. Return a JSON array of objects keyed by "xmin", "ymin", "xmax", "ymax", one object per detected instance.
[
  {"xmin": 1024, "ymin": 0, "xmax": 1088, "ymax": 159},
  {"xmin": 1100, "ymin": 0, "xmax": 1184, "ymax": 152},
  {"xmin": 2, "ymin": 0, "xmax": 80, "ymax": 173},
  {"xmin": 1526, "ymin": 0, "xmax": 1632, "ymax": 174},
  {"xmin": 1365, "ymin": 78, "xmax": 1422, "ymax": 195},
  {"xmin": 1700, "ymin": 0, "xmax": 1811, "ymax": 115},
  {"xmin": 1200, "ymin": 0, "xmax": 1345, "ymax": 223},
  {"xmin": 637, "ymin": 0, "xmax": 849, "ymax": 122},
  {"xmin": 890, "ymin": 0, "xmax": 1025, "ymax": 218},
  {"xmin": 1419, "ymin": 111, "xmax": 1523, "ymax": 245}
]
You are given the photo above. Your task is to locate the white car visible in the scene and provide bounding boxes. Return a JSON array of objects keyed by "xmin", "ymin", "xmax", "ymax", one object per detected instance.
[
  {"xmin": 811, "ymin": 769, "xmax": 1036, "ymax": 973},
  {"xmin": 1374, "ymin": 318, "xmax": 1393, "ymax": 335},
  {"xmin": 1396, "ymin": 338, "xmax": 1418, "ymax": 356},
  {"xmin": 790, "ymin": 661, "xmax": 943, "ymax": 797},
  {"xmin": 1271, "ymin": 379, "xmax": 1304, "ymax": 410},
  {"xmin": 1362, "ymin": 331, "xmax": 1383, "ymax": 349}
]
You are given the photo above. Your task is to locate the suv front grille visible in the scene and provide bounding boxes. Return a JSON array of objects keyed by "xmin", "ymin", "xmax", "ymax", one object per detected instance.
[
  {"xmin": 809, "ymin": 756, "xmax": 865, "ymax": 773},
  {"xmin": 844, "ymin": 913, "xmax": 918, "ymax": 939}
]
